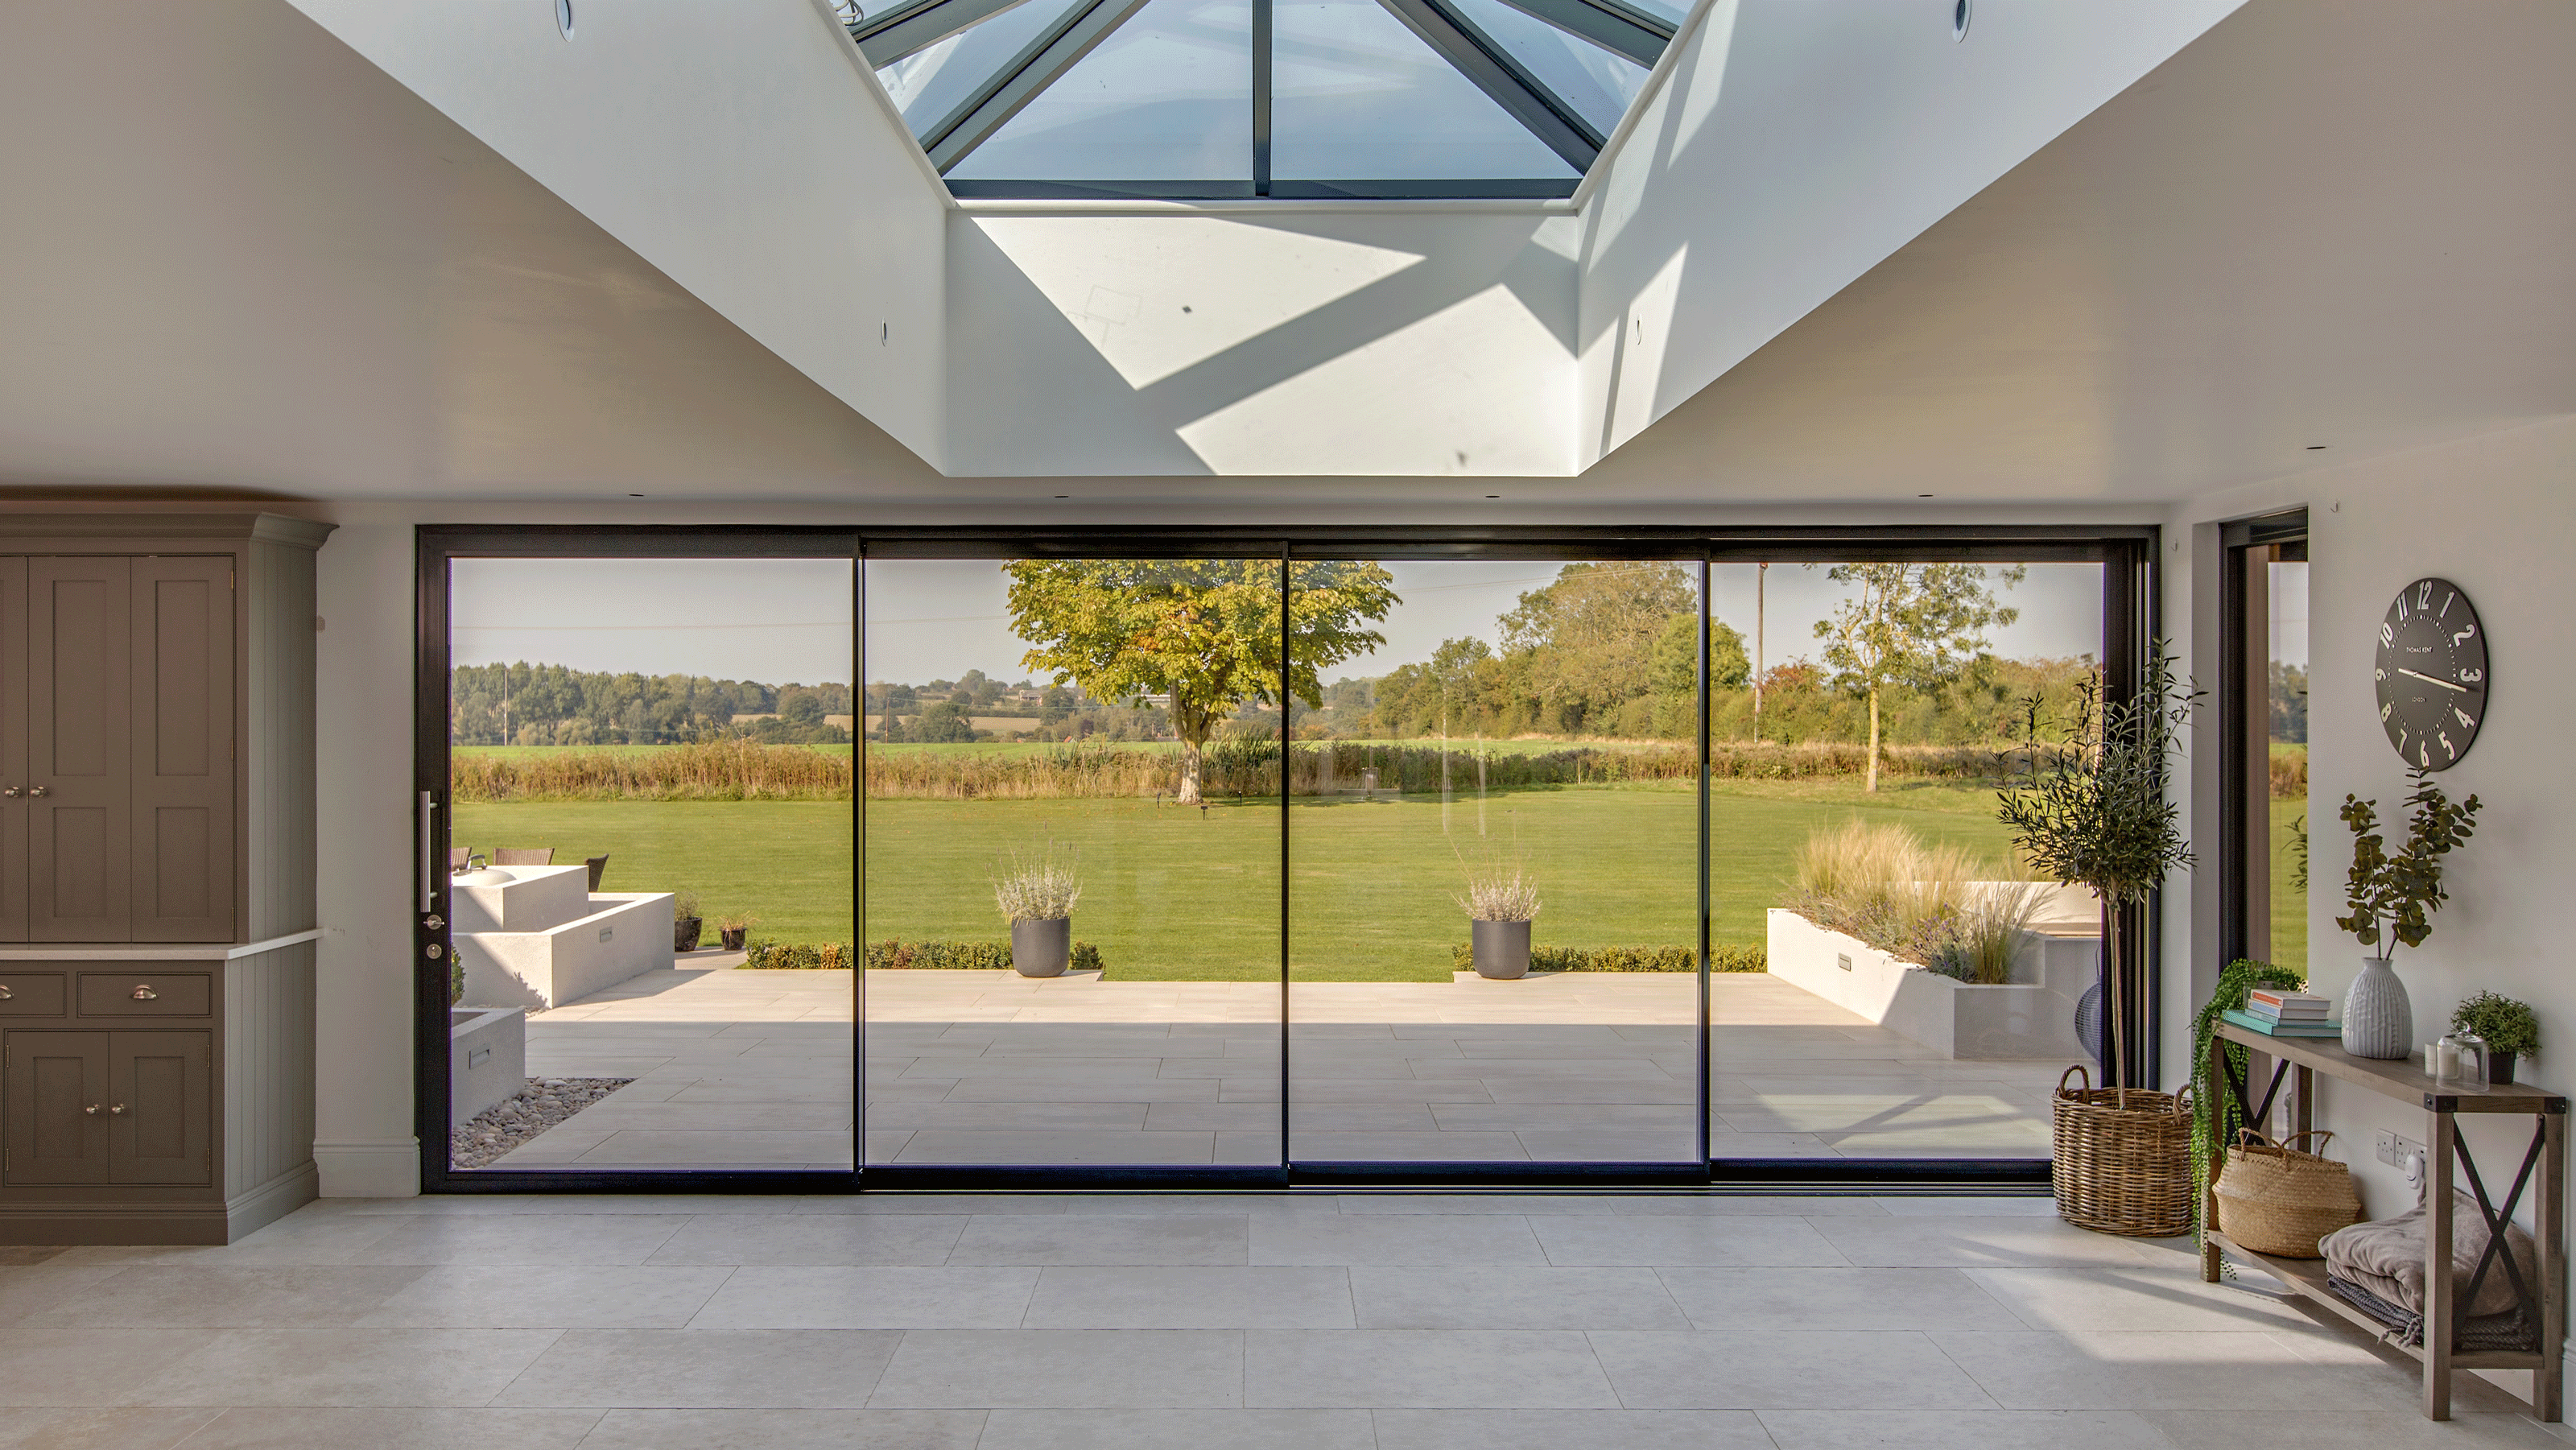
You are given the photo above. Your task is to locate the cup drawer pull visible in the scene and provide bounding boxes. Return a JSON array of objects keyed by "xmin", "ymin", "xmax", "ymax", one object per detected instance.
[{"xmin": 131, "ymin": 985, "xmax": 158, "ymax": 1001}]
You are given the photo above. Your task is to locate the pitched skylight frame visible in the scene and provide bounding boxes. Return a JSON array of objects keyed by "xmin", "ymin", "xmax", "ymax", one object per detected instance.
[{"xmin": 846, "ymin": 0, "xmax": 1670, "ymax": 198}]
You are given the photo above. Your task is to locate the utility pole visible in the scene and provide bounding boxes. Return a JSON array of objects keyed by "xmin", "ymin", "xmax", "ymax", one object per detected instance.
[{"xmin": 1753, "ymin": 562, "xmax": 1768, "ymax": 743}]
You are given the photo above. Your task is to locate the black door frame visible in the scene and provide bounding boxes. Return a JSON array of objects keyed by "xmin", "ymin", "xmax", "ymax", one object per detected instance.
[
  {"xmin": 416, "ymin": 523, "xmax": 2153, "ymax": 1193},
  {"xmin": 2217, "ymin": 511, "xmax": 2309, "ymax": 973}
]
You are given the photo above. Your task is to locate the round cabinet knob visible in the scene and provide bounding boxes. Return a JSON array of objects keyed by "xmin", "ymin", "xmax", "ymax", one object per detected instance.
[
  {"xmin": 84, "ymin": 1104, "xmax": 101, "ymax": 1116},
  {"xmin": 0, "ymin": 985, "xmax": 11, "ymax": 1000},
  {"xmin": 27, "ymin": 786, "xmax": 46, "ymax": 798},
  {"xmin": 130, "ymin": 985, "xmax": 157, "ymax": 1001},
  {"xmin": 1, "ymin": 786, "xmax": 19, "ymax": 798},
  {"xmin": 109, "ymin": 1105, "xmax": 126, "ymax": 1116}
]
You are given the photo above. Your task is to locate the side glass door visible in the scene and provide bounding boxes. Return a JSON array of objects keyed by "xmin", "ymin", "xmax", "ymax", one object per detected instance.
[{"xmin": 1285, "ymin": 556, "xmax": 1704, "ymax": 1167}]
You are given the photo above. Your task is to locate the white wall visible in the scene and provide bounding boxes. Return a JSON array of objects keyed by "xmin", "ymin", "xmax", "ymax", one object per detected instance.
[
  {"xmin": 2171, "ymin": 415, "xmax": 2576, "ymax": 1398},
  {"xmin": 947, "ymin": 210, "xmax": 1581, "ymax": 477},
  {"xmin": 286, "ymin": 0, "xmax": 952, "ymax": 470},
  {"xmin": 1575, "ymin": 0, "xmax": 2240, "ymax": 465}
]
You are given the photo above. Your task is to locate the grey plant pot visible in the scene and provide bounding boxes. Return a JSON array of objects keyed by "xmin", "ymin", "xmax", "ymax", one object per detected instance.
[
  {"xmin": 1013, "ymin": 916, "xmax": 1073, "ymax": 977},
  {"xmin": 675, "ymin": 916, "xmax": 703, "ymax": 953},
  {"xmin": 1472, "ymin": 918, "xmax": 1533, "ymax": 980},
  {"xmin": 2342, "ymin": 955, "xmax": 2413, "ymax": 1059}
]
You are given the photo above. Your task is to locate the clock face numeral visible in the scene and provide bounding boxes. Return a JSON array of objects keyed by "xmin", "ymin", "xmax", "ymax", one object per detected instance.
[{"xmin": 2376, "ymin": 576, "xmax": 2486, "ymax": 771}]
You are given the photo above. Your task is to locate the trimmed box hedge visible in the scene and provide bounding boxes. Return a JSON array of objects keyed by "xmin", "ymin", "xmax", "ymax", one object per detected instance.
[{"xmin": 1449, "ymin": 943, "xmax": 1765, "ymax": 973}]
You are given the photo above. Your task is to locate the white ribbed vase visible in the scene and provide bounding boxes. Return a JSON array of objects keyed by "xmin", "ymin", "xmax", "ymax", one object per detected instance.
[{"xmin": 2341, "ymin": 955, "xmax": 2413, "ymax": 1060}]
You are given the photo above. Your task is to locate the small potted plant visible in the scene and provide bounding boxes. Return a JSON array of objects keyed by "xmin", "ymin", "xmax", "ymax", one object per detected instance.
[
  {"xmin": 717, "ymin": 911, "xmax": 758, "ymax": 952},
  {"xmin": 2335, "ymin": 766, "xmax": 2482, "ymax": 1059},
  {"xmin": 673, "ymin": 890, "xmax": 704, "ymax": 952},
  {"xmin": 1455, "ymin": 845, "xmax": 1540, "ymax": 980},
  {"xmin": 2451, "ymin": 990, "xmax": 2537, "ymax": 1085},
  {"xmin": 993, "ymin": 844, "xmax": 1080, "ymax": 977}
]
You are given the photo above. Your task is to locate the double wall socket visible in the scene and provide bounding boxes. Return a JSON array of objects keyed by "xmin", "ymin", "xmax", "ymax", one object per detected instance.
[{"xmin": 2376, "ymin": 1129, "xmax": 2427, "ymax": 1167}]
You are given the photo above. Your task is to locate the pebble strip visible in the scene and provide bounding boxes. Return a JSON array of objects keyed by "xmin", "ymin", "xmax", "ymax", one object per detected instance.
[{"xmin": 450, "ymin": 1076, "xmax": 634, "ymax": 1170}]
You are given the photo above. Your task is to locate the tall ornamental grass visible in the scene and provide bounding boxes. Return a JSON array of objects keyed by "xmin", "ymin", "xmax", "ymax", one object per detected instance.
[{"xmin": 1789, "ymin": 820, "xmax": 2040, "ymax": 985}]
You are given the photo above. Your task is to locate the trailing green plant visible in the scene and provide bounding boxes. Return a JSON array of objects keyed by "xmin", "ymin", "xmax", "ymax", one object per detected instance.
[
  {"xmin": 2337, "ymin": 766, "xmax": 2481, "ymax": 962},
  {"xmin": 1447, "ymin": 943, "xmax": 1766, "ymax": 973},
  {"xmin": 2451, "ymin": 990, "xmax": 2540, "ymax": 1060},
  {"xmin": 1997, "ymin": 642, "xmax": 2199, "ymax": 1082},
  {"xmin": 862, "ymin": 938, "xmax": 1104, "ymax": 972},
  {"xmin": 2190, "ymin": 957, "xmax": 2308, "ymax": 1256}
]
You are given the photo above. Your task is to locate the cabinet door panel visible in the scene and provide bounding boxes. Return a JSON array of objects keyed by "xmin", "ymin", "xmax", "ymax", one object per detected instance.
[
  {"xmin": 2, "ymin": 1031, "xmax": 109, "ymax": 1185},
  {"xmin": 108, "ymin": 1031, "xmax": 210, "ymax": 1185},
  {"xmin": 133, "ymin": 559, "xmax": 233, "ymax": 942},
  {"xmin": 0, "ymin": 558, "xmax": 24, "ymax": 941},
  {"xmin": 29, "ymin": 558, "xmax": 132, "ymax": 941}
]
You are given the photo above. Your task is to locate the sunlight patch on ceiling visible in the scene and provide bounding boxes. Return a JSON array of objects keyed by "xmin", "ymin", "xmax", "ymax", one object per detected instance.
[
  {"xmin": 972, "ymin": 215, "xmax": 1424, "ymax": 387},
  {"xmin": 1177, "ymin": 282, "xmax": 1575, "ymax": 474}
]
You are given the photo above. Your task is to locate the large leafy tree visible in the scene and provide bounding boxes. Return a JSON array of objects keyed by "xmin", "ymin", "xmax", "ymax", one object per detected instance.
[
  {"xmin": 1813, "ymin": 563, "xmax": 2023, "ymax": 790},
  {"xmin": 1500, "ymin": 561, "xmax": 1698, "ymax": 733},
  {"xmin": 1004, "ymin": 560, "xmax": 1397, "ymax": 803}
]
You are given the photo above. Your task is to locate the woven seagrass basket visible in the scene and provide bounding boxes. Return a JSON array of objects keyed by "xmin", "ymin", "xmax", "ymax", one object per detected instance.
[
  {"xmin": 2213, "ymin": 1128, "xmax": 2362, "ymax": 1258},
  {"xmin": 2052, "ymin": 1064, "xmax": 2195, "ymax": 1237}
]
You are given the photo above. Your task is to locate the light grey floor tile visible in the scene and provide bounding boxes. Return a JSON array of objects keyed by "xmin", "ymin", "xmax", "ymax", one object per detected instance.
[
  {"xmin": 1811, "ymin": 1217, "xmax": 2167, "ymax": 1267},
  {"xmin": 1874, "ymin": 1196, "xmax": 2061, "ymax": 1217},
  {"xmin": 1528, "ymin": 1215, "xmax": 1847, "ymax": 1267},
  {"xmin": 947, "ymin": 1216, "xmax": 1250, "ymax": 1266},
  {"xmin": 1758, "ymin": 1408, "xmax": 2180, "ymax": 1449},
  {"xmin": 1334, "ymin": 1194, "xmax": 1616, "ymax": 1216},
  {"xmin": 1048, "ymin": 1195, "xmax": 1336, "ymax": 1218},
  {"xmin": 19, "ymin": 1266, "xmax": 425, "ymax": 1328},
  {"xmin": 0, "ymin": 1407, "xmax": 220, "ymax": 1449},
  {"xmin": 2140, "ymin": 1408, "xmax": 2574, "ymax": 1448},
  {"xmin": 1244, "ymin": 1330, "xmax": 1617, "ymax": 1408},
  {"xmin": 1371, "ymin": 1408, "xmax": 1777, "ymax": 1449},
  {"xmin": 1609, "ymin": 1196, "xmax": 1889, "ymax": 1217},
  {"xmin": 168, "ymin": 1407, "xmax": 602, "ymax": 1449},
  {"xmin": 0, "ymin": 1266, "xmax": 158, "ymax": 1328},
  {"xmin": 118, "ymin": 1328, "xmax": 559, "ymax": 1408},
  {"xmin": 347, "ymin": 1216, "xmax": 691, "ymax": 1266},
  {"xmin": 869, "ymin": 1330, "xmax": 1244, "ymax": 1408},
  {"xmin": 574, "ymin": 1407, "xmax": 985, "ymax": 1448},
  {"xmin": 645, "ymin": 1215, "xmax": 964, "ymax": 1266},
  {"xmin": 353, "ymin": 1265, "xmax": 734, "ymax": 1328},
  {"xmin": 689, "ymin": 1267, "xmax": 1039, "ymax": 1328},
  {"xmin": 794, "ymin": 1195, "xmax": 1068, "ymax": 1215},
  {"xmin": 1965, "ymin": 1265, "xmax": 2314, "ymax": 1332},
  {"xmin": 0, "ymin": 1330, "xmax": 218, "ymax": 1407},
  {"xmin": 1022, "ymin": 1267, "xmax": 1353, "ymax": 1328},
  {"xmin": 1589, "ymin": 1329, "xmax": 1996, "ymax": 1409},
  {"xmin": 1250, "ymin": 1216, "xmax": 1546, "ymax": 1267},
  {"xmin": 50, "ymin": 1214, "xmax": 411, "ymax": 1267},
  {"xmin": 493, "ymin": 1328, "xmax": 902, "ymax": 1408},
  {"xmin": 1658, "ymin": 1266, "xmax": 2026, "ymax": 1331},
  {"xmin": 1929, "ymin": 1328, "xmax": 2520, "ymax": 1414},
  {"xmin": 1351, "ymin": 1267, "xmax": 1690, "ymax": 1329},
  {"xmin": 978, "ymin": 1408, "xmax": 1375, "ymax": 1450}
]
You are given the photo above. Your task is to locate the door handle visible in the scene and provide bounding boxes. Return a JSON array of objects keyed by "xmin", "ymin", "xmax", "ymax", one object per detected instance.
[{"xmin": 130, "ymin": 985, "xmax": 158, "ymax": 1001}]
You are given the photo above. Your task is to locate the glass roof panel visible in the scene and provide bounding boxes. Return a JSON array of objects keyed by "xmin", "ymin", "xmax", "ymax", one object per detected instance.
[
  {"xmin": 1617, "ymin": 0, "xmax": 1689, "ymax": 24},
  {"xmin": 1446, "ymin": 0, "xmax": 1647, "ymax": 138},
  {"xmin": 875, "ymin": 0, "xmax": 1092, "ymax": 142},
  {"xmin": 948, "ymin": 0, "xmax": 1254, "ymax": 181},
  {"xmin": 1272, "ymin": 0, "xmax": 1575, "ymax": 180}
]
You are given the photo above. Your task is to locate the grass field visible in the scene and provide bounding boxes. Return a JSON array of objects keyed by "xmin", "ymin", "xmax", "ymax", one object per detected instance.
[
  {"xmin": 459, "ymin": 777, "xmax": 2024, "ymax": 981},
  {"xmin": 2270, "ymin": 792, "xmax": 2309, "ymax": 979}
]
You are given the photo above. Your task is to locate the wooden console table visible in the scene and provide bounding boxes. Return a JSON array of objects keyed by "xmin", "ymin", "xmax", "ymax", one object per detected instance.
[{"xmin": 2202, "ymin": 1020, "xmax": 2566, "ymax": 1421}]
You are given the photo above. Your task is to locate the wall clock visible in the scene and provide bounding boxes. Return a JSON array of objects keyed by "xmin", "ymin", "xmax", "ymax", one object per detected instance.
[{"xmin": 2376, "ymin": 576, "xmax": 2487, "ymax": 770}]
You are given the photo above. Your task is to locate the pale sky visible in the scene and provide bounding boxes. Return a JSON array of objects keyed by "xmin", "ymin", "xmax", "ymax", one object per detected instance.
[{"xmin": 452, "ymin": 556, "xmax": 2103, "ymax": 686}]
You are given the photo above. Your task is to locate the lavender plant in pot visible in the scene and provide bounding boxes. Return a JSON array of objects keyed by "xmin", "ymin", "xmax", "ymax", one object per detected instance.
[
  {"xmin": 995, "ymin": 845, "xmax": 1081, "ymax": 978},
  {"xmin": 2335, "ymin": 767, "xmax": 2481, "ymax": 1059},
  {"xmin": 1455, "ymin": 845, "xmax": 1540, "ymax": 981}
]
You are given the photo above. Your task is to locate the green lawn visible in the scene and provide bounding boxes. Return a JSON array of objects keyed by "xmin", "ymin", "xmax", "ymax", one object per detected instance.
[
  {"xmin": 460, "ymin": 778, "xmax": 2022, "ymax": 981},
  {"xmin": 2270, "ymin": 793, "xmax": 2309, "ymax": 980}
]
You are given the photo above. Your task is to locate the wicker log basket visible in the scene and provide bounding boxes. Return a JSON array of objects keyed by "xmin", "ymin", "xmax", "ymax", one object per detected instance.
[
  {"xmin": 2212, "ymin": 1128, "xmax": 2362, "ymax": 1258},
  {"xmin": 2053, "ymin": 1065, "xmax": 2196, "ymax": 1237}
]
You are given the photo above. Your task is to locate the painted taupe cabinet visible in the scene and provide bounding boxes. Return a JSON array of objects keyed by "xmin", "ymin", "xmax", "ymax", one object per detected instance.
[{"xmin": 0, "ymin": 514, "xmax": 331, "ymax": 1244}]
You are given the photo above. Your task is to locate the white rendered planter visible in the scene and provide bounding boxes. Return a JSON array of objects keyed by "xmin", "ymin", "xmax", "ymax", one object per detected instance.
[
  {"xmin": 448, "ymin": 1006, "xmax": 526, "ymax": 1123},
  {"xmin": 1765, "ymin": 908, "xmax": 2095, "ymax": 1061},
  {"xmin": 452, "ymin": 864, "xmax": 677, "ymax": 1010}
]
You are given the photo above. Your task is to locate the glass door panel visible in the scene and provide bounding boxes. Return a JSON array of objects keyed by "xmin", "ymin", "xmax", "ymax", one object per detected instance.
[
  {"xmin": 1286, "ymin": 559, "xmax": 1702, "ymax": 1164},
  {"xmin": 444, "ymin": 556, "xmax": 857, "ymax": 1174},
  {"xmin": 1707, "ymin": 560, "xmax": 2100, "ymax": 1163},
  {"xmin": 861, "ymin": 557, "xmax": 1284, "ymax": 1167}
]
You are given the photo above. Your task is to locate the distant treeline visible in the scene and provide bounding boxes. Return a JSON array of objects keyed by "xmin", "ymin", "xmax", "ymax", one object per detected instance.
[
  {"xmin": 452, "ymin": 663, "xmax": 852, "ymax": 746},
  {"xmin": 450, "ymin": 737, "xmax": 2069, "ymax": 803}
]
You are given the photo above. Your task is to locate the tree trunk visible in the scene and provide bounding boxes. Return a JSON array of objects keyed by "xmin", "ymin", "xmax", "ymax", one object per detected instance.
[
  {"xmin": 1864, "ymin": 687, "xmax": 1880, "ymax": 792},
  {"xmin": 1176, "ymin": 737, "xmax": 1204, "ymax": 804}
]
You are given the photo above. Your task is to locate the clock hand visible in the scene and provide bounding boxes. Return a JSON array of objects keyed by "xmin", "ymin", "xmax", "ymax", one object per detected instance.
[{"xmin": 2397, "ymin": 667, "xmax": 2470, "ymax": 693}]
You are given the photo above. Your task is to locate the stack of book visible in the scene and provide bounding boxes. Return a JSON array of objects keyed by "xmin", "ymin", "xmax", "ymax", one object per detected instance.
[{"xmin": 2222, "ymin": 988, "xmax": 2340, "ymax": 1038}]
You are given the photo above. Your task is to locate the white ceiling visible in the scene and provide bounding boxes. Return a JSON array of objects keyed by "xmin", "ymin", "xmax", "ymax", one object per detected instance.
[{"xmin": 1, "ymin": 0, "xmax": 2567, "ymax": 510}]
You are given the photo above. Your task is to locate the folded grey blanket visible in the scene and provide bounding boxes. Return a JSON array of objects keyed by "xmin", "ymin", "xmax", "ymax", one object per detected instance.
[
  {"xmin": 2319, "ymin": 1189, "xmax": 2538, "ymax": 1320},
  {"xmin": 2326, "ymin": 1273, "xmax": 2535, "ymax": 1352}
]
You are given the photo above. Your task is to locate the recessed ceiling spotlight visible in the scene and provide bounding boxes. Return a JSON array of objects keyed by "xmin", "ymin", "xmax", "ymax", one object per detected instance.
[
  {"xmin": 556, "ymin": 0, "xmax": 574, "ymax": 39},
  {"xmin": 1485, "ymin": 494, "xmax": 1501, "ymax": 500},
  {"xmin": 627, "ymin": 492, "xmax": 643, "ymax": 498},
  {"xmin": 1918, "ymin": 493, "xmax": 1934, "ymax": 498},
  {"xmin": 1055, "ymin": 494, "xmax": 1069, "ymax": 499},
  {"xmin": 1952, "ymin": 0, "xmax": 1971, "ymax": 41},
  {"xmin": 2306, "ymin": 444, "xmax": 2328, "ymax": 450}
]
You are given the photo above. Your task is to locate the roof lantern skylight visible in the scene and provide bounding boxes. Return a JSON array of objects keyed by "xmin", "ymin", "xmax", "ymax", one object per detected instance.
[{"xmin": 843, "ymin": 0, "xmax": 1672, "ymax": 198}]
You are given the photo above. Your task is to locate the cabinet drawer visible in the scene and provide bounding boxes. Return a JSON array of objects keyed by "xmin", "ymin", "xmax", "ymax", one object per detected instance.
[
  {"xmin": 0, "ymin": 973, "xmax": 68, "ymax": 1016},
  {"xmin": 76, "ymin": 972, "xmax": 211, "ymax": 1017}
]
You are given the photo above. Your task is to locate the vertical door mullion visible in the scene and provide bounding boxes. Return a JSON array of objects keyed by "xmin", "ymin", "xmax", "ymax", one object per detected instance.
[
  {"xmin": 1696, "ymin": 556, "xmax": 1711, "ymax": 1171},
  {"xmin": 1252, "ymin": 0, "xmax": 1273, "ymax": 196},
  {"xmin": 1278, "ymin": 547, "xmax": 1290, "ymax": 1170},
  {"xmin": 854, "ymin": 549, "xmax": 869, "ymax": 1174}
]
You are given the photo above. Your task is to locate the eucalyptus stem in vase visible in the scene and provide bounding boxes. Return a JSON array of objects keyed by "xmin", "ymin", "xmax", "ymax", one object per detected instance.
[{"xmin": 2334, "ymin": 767, "xmax": 2480, "ymax": 1059}]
